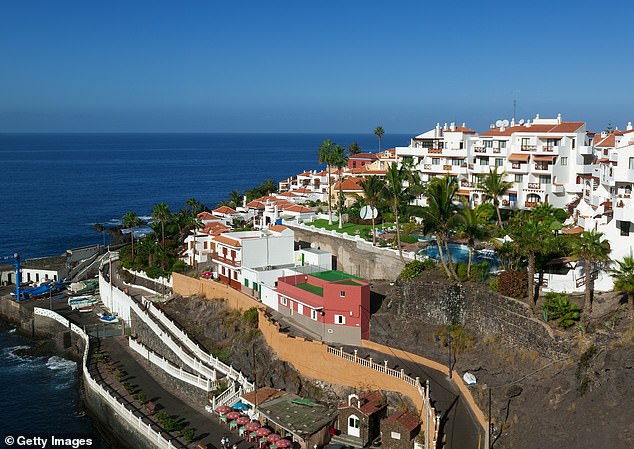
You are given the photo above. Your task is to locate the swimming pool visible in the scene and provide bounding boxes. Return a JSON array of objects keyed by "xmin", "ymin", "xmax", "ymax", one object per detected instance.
[{"xmin": 419, "ymin": 242, "xmax": 500, "ymax": 267}]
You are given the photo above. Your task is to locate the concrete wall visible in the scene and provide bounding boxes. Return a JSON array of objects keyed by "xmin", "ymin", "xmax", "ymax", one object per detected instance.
[
  {"xmin": 172, "ymin": 273, "xmax": 261, "ymax": 312},
  {"xmin": 288, "ymin": 225, "xmax": 406, "ymax": 281}
]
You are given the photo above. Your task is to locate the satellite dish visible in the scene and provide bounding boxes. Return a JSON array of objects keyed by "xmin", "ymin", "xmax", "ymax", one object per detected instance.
[
  {"xmin": 360, "ymin": 206, "xmax": 378, "ymax": 220},
  {"xmin": 519, "ymin": 119, "xmax": 525, "ymax": 125},
  {"xmin": 502, "ymin": 119, "xmax": 510, "ymax": 127},
  {"xmin": 495, "ymin": 120, "xmax": 503, "ymax": 127}
]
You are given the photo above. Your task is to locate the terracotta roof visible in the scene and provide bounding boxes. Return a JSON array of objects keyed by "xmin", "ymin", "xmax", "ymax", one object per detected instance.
[
  {"xmin": 214, "ymin": 235, "xmax": 241, "ymax": 247},
  {"xmin": 349, "ymin": 152, "xmax": 378, "ymax": 160},
  {"xmin": 562, "ymin": 226, "xmax": 584, "ymax": 235},
  {"xmin": 277, "ymin": 191, "xmax": 298, "ymax": 197},
  {"xmin": 533, "ymin": 155, "xmax": 557, "ymax": 162},
  {"xmin": 268, "ymin": 225, "xmax": 288, "ymax": 233},
  {"xmin": 338, "ymin": 391, "xmax": 386, "ymax": 416},
  {"xmin": 446, "ymin": 125, "xmax": 477, "ymax": 134},
  {"xmin": 282, "ymin": 204, "xmax": 314, "ymax": 213},
  {"xmin": 197, "ymin": 211, "xmax": 215, "ymax": 220},
  {"xmin": 333, "ymin": 177, "xmax": 363, "ymax": 191},
  {"xmin": 480, "ymin": 122, "xmax": 584, "ymax": 137},
  {"xmin": 246, "ymin": 200, "xmax": 266, "ymax": 209},
  {"xmin": 213, "ymin": 206, "xmax": 237, "ymax": 215},
  {"xmin": 350, "ymin": 167, "xmax": 387, "ymax": 175},
  {"xmin": 299, "ymin": 171, "xmax": 312, "ymax": 177},
  {"xmin": 241, "ymin": 387, "xmax": 287, "ymax": 407},
  {"xmin": 382, "ymin": 411, "xmax": 421, "ymax": 432},
  {"xmin": 202, "ymin": 222, "xmax": 230, "ymax": 236},
  {"xmin": 595, "ymin": 134, "xmax": 617, "ymax": 148},
  {"xmin": 293, "ymin": 188, "xmax": 313, "ymax": 194}
]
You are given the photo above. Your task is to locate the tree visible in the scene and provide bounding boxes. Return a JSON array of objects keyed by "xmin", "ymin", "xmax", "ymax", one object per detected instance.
[
  {"xmin": 330, "ymin": 144, "xmax": 349, "ymax": 229},
  {"xmin": 374, "ymin": 126, "xmax": 385, "ymax": 152},
  {"xmin": 611, "ymin": 255, "xmax": 634, "ymax": 319},
  {"xmin": 459, "ymin": 204, "xmax": 487, "ymax": 279},
  {"xmin": 512, "ymin": 220, "xmax": 551, "ymax": 305},
  {"xmin": 122, "ymin": 211, "xmax": 142, "ymax": 262},
  {"xmin": 421, "ymin": 176, "xmax": 461, "ymax": 280},
  {"xmin": 185, "ymin": 198, "xmax": 202, "ymax": 216},
  {"xmin": 360, "ymin": 176, "xmax": 385, "ymax": 245},
  {"xmin": 384, "ymin": 162, "xmax": 412, "ymax": 262},
  {"xmin": 318, "ymin": 139, "xmax": 336, "ymax": 224},
  {"xmin": 478, "ymin": 167, "xmax": 513, "ymax": 229},
  {"xmin": 348, "ymin": 141, "xmax": 362, "ymax": 155},
  {"xmin": 572, "ymin": 230, "xmax": 611, "ymax": 318},
  {"xmin": 228, "ymin": 189, "xmax": 242, "ymax": 209},
  {"xmin": 152, "ymin": 203, "xmax": 172, "ymax": 250}
]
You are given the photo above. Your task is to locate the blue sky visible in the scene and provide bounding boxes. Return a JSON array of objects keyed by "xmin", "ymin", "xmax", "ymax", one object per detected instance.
[{"xmin": 1, "ymin": 0, "xmax": 632, "ymax": 133}]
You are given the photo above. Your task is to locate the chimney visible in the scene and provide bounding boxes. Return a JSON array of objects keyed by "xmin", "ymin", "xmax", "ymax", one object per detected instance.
[
  {"xmin": 443, "ymin": 122, "xmax": 449, "ymax": 131},
  {"xmin": 557, "ymin": 113, "xmax": 562, "ymax": 124},
  {"xmin": 601, "ymin": 131, "xmax": 607, "ymax": 138},
  {"xmin": 435, "ymin": 122, "xmax": 441, "ymax": 137},
  {"xmin": 526, "ymin": 120, "xmax": 532, "ymax": 128},
  {"xmin": 490, "ymin": 123, "xmax": 495, "ymax": 129},
  {"xmin": 535, "ymin": 113, "xmax": 540, "ymax": 120},
  {"xmin": 243, "ymin": 195, "xmax": 247, "ymax": 208},
  {"xmin": 510, "ymin": 118, "xmax": 515, "ymax": 127},
  {"xmin": 462, "ymin": 122, "xmax": 466, "ymax": 128},
  {"xmin": 500, "ymin": 125, "xmax": 506, "ymax": 132},
  {"xmin": 450, "ymin": 122, "xmax": 456, "ymax": 132},
  {"xmin": 627, "ymin": 121, "xmax": 633, "ymax": 131}
]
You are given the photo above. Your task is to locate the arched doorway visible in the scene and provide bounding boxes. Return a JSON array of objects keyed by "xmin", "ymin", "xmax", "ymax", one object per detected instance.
[{"xmin": 348, "ymin": 414, "xmax": 360, "ymax": 438}]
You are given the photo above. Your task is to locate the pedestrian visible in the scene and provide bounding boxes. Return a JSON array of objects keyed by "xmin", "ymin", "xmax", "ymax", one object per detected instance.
[
  {"xmin": 221, "ymin": 434, "xmax": 230, "ymax": 449},
  {"xmin": 232, "ymin": 444, "xmax": 238, "ymax": 449}
]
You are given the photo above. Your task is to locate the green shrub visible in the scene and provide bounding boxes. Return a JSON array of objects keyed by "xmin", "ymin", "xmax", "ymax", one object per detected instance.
[
  {"xmin": 135, "ymin": 391, "xmax": 147, "ymax": 404},
  {"xmin": 471, "ymin": 261, "xmax": 491, "ymax": 282},
  {"xmin": 243, "ymin": 307, "xmax": 259, "ymax": 327},
  {"xmin": 434, "ymin": 324, "xmax": 475, "ymax": 355},
  {"xmin": 400, "ymin": 235, "xmax": 418, "ymax": 244},
  {"xmin": 183, "ymin": 428, "xmax": 195, "ymax": 443},
  {"xmin": 213, "ymin": 349, "xmax": 233, "ymax": 364},
  {"xmin": 377, "ymin": 239, "xmax": 387, "ymax": 248},
  {"xmin": 400, "ymin": 259, "xmax": 435, "ymax": 280},
  {"xmin": 489, "ymin": 277, "xmax": 499, "ymax": 292},
  {"xmin": 456, "ymin": 263, "xmax": 469, "ymax": 281},
  {"xmin": 541, "ymin": 292, "xmax": 580, "ymax": 328},
  {"xmin": 171, "ymin": 259, "xmax": 186, "ymax": 273},
  {"xmin": 496, "ymin": 270, "xmax": 528, "ymax": 299}
]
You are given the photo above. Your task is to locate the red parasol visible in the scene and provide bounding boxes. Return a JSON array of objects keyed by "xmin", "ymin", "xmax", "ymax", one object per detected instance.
[
  {"xmin": 274, "ymin": 439, "xmax": 292, "ymax": 448},
  {"xmin": 225, "ymin": 411, "xmax": 241, "ymax": 420},
  {"xmin": 266, "ymin": 433, "xmax": 281, "ymax": 443},
  {"xmin": 245, "ymin": 421, "xmax": 261, "ymax": 431},
  {"xmin": 255, "ymin": 427, "xmax": 271, "ymax": 437},
  {"xmin": 215, "ymin": 405, "xmax": 231, "ymax": 414},
  {"xmin": 236, "ymin": 416, "xmax": 250, "ymax": 425}
]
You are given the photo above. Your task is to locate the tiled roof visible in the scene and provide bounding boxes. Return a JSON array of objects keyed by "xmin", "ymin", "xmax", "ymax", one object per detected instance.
[
  {"xmin": 241, "ymin": 387, "xmax": 287, "ymax": 407},
  {"xmin": 197, "ymin": 211, "xmax": 215, "ymax": 220},
  {"xmin": 246, "ymin": 200, "xmax": 266, "ymax": 209},
  {"xmin": 480, "ymin": 122, "xmax": 584, "ymax": 137},
  {"xmin": 333, "ymin": 177, "xmax": 363, "ymax": 191},
  {"xmin": 213, "ymin": 206, "xmax": 237, "ymax": 215},
  {"xmin": 382, "ymin": 411, "xmax": 421, "ymax": 432},
  {"xmin": 595, "ymin": 134, "xmax": 616, "ymax": 148},
  {"xmin": 338, "ymin": 391, "xmax": 386, "ymax": 416},
  {"xmin": 283, "ymin": 204, "xmax": 314, "ymax": 213},
  {"xmin": 293, "ymin": 188, "xmax": 313, "ymax": 194},
  {"xmin": 214, "ymin": 235, "xmax": 241, "ymax": 247},
  {"xmin": 268, "ymin": 225, "xmax": 288, "ymax": 233},
  {"xmin": 446, "ymin": 125, "xmax": 477, "ymax": 134},
  {"xmin": 349, "ymin": 152, "xmax": 378, "ymax": 160}
]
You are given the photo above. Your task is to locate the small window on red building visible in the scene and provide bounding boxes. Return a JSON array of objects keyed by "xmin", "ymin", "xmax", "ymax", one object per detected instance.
[
  {"xmin": 221, "ymin": 266, "xmax": 226, "ymax": 275},
  {"xmin": 334, "ymin": 314, "xmax": 346, "ymax": 325},
  {"xmin": 223, "ymin": 247, "xmax": 228, "ymax": 256},
  {"xmin": 233, "ymin": 271, "xmax": 238, "ymax": 280},
  {"xmin": 340, "ymin": 291, "xmax": 346, "ymax": 297},
  {"xmin": 231, "ymin": 250, "xmax": 236, "ymax": 259}
]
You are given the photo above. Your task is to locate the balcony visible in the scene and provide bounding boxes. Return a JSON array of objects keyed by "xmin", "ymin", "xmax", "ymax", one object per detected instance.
[
  {"xmin": 533, "ymin": 164, "xmax": 552, "ymax": 172},
  {"xmin": 525, "ymin": 201, "xmax": 538, "ymax": 208},
  {"xmin": 539, "ymin": 145, "xmax": 556, "ymax": 152},
  {"xmin": 578, "ymin": 145, "xmax": 593, "ymax": 155},
  {"xmin": 552, "ymin": 183, "xmax": 564, "ymax": 193},
  {"xmin": 493, "ymin": 148, "xmax": 501, "ymax": 154},
  {"xmin": 521, "ymin": 145, "xmax": 537, "ymax": 151},
  {"xmin": 211, "ymin": 253, "xmax": 242, "ymax": 268},
  {"xmin": 443, "ymin": 165, "xmax": 453, "ymax": 171},
  {"xmin": 473, "ymin": 146, "xmax": 486, "ymax": 153},
  {"xmin": 614, "ymin": 207, "xmax": 634, "ymax": 223},
  {"xmin": 527, "ymin": 182, "xmax": 542, "ymax": 190},
  {"xmin": 427, "ymin": 148, "xmax": 443, "ymax": 154}
]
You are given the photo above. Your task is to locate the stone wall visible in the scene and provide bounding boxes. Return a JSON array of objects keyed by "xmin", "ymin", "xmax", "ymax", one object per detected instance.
[
  {"xmin": 391, "ymin": 276, "xmax": 567, "ymax": 358},
  {"xmin": 288, "ymin": 225, "xmax": 406, "ymax": 281}
]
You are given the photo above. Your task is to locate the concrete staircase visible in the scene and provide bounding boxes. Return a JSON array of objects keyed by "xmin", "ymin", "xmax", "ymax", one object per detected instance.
[{"xmin": 328, "ymin": 433, "xmax": 365, "ymax": 448}]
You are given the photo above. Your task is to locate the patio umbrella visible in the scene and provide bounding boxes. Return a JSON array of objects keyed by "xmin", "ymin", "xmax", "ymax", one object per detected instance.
[
  {"xmin": 215, "ymin": 405, "xmax": 232, "ymax": 414},
  {"xmin": 226, "ymin": 411, "xmax": 241, "ymax": 420},
  {"xmin": 236, "ymin": 416, "xmax": 250, "ymax": 425},
  {"xmin": 255, "ymin": 427, "xmax": 271, "ymax": 437},
  {"xmin": 266, "ymin": 433, "xmax": 281, "ymax": 443},
  {"xmin": 273, "ymin": 439, "xmax": 292, "ymax": 448},
  {"xmin": 232, "ymin": 401, "xmax": 249, "ymax": 411},
  {"xmin": 245, "ymin": 421, "xmax": 261, "ymax": 431}
]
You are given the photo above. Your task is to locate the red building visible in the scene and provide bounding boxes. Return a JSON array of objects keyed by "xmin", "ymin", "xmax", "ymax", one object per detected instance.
[
  {"xmin": 276, "ymin": 270, "xmax": 370, "ymax": 345},
  {"xmin": 347, "ymin": 152, "xmax": 378, "ymax": 169}
]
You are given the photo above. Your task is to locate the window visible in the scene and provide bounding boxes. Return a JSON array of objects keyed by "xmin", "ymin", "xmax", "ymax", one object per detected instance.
[
  {"xmin": 280, "ymin": 296, "xmax": 287, "ymax": 306},
  {"xmin": 203, "ymin": 241, "xmax": 208, "ymax": 249},
  {"xmin": 539, "ymin": 175, "xmax": 551, "ymax": 185},
  {"xmin": 221, "ymin": 266, "xmax": 226, "ymax": 275},
  {"xmin": 222, "ymin": 247, "xmax": 228, "ymax": 256},
  {"xmin": 515, "ymin": 174, "xmax": 523, "ymax": 183},
  {"xmin": 484, "ymin": 140, "xmax": 493, "ymax": 148},
  {"xmin": 233, "ymin": 271, "xmax": 238, "ymax": 280},
  {"xmin": 479, "ymin": 157, "xmax": 489, "ymax": 165},
  {"xmin": 620, "ymin": 221, "xmax": 630, "ymax": 237},
  {"xmin": 495, "ymin": 158, "xmax": 504, "ymax": 167},
  {"xmin": 311, "ymin": 309, "xmax": 318, "ymax": 321},
  {"xmin": 432, "ymin": 158, "xmax": 440, "ymax": 165},
  {"xmin": 334, "ymin": 314, "xmax": 346, "ymax": 325},
  {"xmin": 352, "ymin": 161, "xmax": 357, "ymax": 168},
  {"xmin": 560, "ymin": 157, "xmax": 568, "ymax": 166},
  {"xmin": 231, "ymin": 250, "xmax": 236, "ymax": 259},
  {"xmin": 499, "ymin": 141, "xmax": 507, "ymax": 149},
  {"xmin": 459, "ymin": 142, "xmax": 464, "ymax": 150},
  {"xmin": 629, "ymin": 157, "xmax": 634, "ymax": 169},
  {"xmin": 244, "ymin": 279, "xmax": 249, "ymax": 287},
  {"xmin": 340, "ymin": 290, "xmax": 346, "ymax": 297},
  {"xmin": 297, "ymin": 303, "xmax": 304, "ymax": 315},
  {"xmin": 572, "ymin": 138, "xmax": 576, "ymax": 149},
  {"xmin": 452, "ymin": 158, "xmax": 461, "ymax": 166}
]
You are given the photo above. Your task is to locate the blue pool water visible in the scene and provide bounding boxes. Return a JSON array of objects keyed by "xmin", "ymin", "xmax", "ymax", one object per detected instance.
[{"xmin": 420, "ymin": 242, "xmax": 500, "ymax": 267}]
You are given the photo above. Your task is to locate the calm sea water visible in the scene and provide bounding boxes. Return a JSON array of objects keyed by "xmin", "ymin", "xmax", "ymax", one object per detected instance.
[{"xmin": 0, "ymin": 132, "xmax": 410, "ymax": 442}]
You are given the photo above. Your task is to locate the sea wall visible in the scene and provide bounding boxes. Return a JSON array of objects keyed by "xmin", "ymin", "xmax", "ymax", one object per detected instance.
[
  {"xmin": 391, "ymin": 276, "xmax": 567, "ymax": 358},
  {"xmin": 287, "ymin": 224, "xmax": 407, "ymax": 280},
  {"xmin": 172, "ymin": 273, "xmax": 261, "ymax": 311}
]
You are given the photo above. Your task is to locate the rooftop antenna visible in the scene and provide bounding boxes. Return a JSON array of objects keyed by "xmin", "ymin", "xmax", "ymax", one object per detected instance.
[{"xmin": 513, "ymin": 99, "xmax": 517, "ymax": 123}]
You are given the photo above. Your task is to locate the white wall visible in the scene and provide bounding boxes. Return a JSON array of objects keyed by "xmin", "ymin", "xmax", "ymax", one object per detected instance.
[{"xmin": 242, "ymin": 234, "xmax": 294, "ymax": 268}]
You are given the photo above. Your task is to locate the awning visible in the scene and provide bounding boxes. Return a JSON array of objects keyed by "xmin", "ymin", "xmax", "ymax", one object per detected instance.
[
  {"xmin": 562, "ymin": 226, "xmax": 584, "ymax": 235},
  {"xmin": 538, "ymin": 136, "xmax": 563, "ymax": 139},
  {"xmin": 508, "ymin": 153, "xmax": 530, "ymax": 162},
  {"xmin": 446, "ymin": 155, "xmax": 466, "ymax": 159},
  {"xmin": 533, "ymin": 155, "xmax": 557, "ymax": 162},
  {"xmin": 457, "ymin": 190, "xmax": 471, "ymax": 196},
  {"xmin": 600, "ymin": 201, "xmax": 612, "ymax": 207},
  {"xmin": 604, "ymin": 209, "xmax": 613, "ymax": 214}
]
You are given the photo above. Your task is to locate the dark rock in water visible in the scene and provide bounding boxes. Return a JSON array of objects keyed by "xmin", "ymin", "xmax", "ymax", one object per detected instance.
[{"xmin": 14, "ymin": 340, "xmax": 58, "ymax": 358}]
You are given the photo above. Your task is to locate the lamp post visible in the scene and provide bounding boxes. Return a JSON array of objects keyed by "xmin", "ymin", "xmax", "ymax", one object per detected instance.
[{"xmin": 447, "ymin": 330, "xmax": 453, "ymax": 380}]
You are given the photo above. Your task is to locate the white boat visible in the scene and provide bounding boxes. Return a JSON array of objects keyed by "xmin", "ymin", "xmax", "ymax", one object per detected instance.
[
  {"xmin": 70, "ymin": 297, "xmax": 98, "ymax": 310},
  {"xmin": 99, "ymin": 314, "xmax": 119, "ymax": 324}
]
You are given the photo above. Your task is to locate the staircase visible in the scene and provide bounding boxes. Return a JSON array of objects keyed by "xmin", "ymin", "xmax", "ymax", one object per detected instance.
[{"xmin": 329, "ymin": 433, "xmax": 365, "ymax": 448}]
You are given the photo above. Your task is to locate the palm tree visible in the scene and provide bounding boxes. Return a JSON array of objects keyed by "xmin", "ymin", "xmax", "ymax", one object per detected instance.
[
  {"xmin": 360, "ymin": 176, "xmax": 385, "ymax": 245},
  {"xmin": 330, "ymin": 144, "xmax": 348, "ymax": 229},
  {"xmin": 318, "ymin": 139, "xmax": 335, "ymax": 224},
  {"xmin": 478, "ymin": 167, "xmax": 513, "ymax": 229},
  {"xmin": 572, "ymin": 230, "xmax": 611, "ymax": 318},
  {"xmin": 374, "ymin": 126, "xmax": 385, "ymax": 152},
  {"xmin": 228, "ymin": 189, "xmax": 242, "ymax": 209},
  {"xmin": 122, "ymin": 211, "xmax": 142, "ymax": 261},
  {"xmin": 384, "ymin": 163, "xmax": 411, "ymax": 262},
  {"xmin": 421, "ymin": 176, "xmax": 461, "ymax": 280},
  {"xmin": 348, "ymin": 141, "xmax": 362, "ymax": 155},
  {"xmin": 512, "ymin": 220, "xmax": 550, "ymax": 304},
  {"xmin": 185, "ymin": 198, "xmax": 202, "ymax": 216},
  {"xmin": 611, "ymin": 256, "xmax": 634, "ymax": 319},
  {"xmin": 459, "ymin": 205, "xmax": 486, "ymax": 279},
  {"xmin": 152, "ymin": 203, "xmax": 172, "ymax": 250},
  {"xmin": 261, "ymin": 179, "xmax": 277, "ymax": 196}
]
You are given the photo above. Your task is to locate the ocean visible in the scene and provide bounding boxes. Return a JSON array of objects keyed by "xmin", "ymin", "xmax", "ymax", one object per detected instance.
[{"xmin": 0, "ymin": 132, "xmax": 410, "ymax": 443}]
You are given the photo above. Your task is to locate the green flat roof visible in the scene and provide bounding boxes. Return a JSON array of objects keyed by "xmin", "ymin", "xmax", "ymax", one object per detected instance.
[
  {"xmin": 337, "ymin": 279, "xmax": 361, "ymax": 286},
  {"xmin": 311, "ymin": 270, "xmax": 365, "ymax": 282},
  {"xmin": 296, "ymin": 282, "xmax": 323, "ymax": 296}
]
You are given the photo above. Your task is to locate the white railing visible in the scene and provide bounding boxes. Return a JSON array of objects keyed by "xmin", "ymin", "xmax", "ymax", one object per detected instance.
[
  {"xmin": 33, "ymin": 307, "xmax": 183, "ymax": 449},
  {"xmin": 129, "ymin": 338, "xmax": 214, "ymax": 392},
  {"xmin": 210, "ymin": 382, "xmax": 244, "ymax": 409},
  {"xmin": 326, "ymin": 346, "xmax": 439, "ymax": 449}
]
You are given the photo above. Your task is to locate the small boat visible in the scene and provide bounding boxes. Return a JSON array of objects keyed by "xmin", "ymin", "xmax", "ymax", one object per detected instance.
[
  {"xmin": 99, "ymin": 314, "xmax": 119, "ymax": 324},
  {"xmin": 70, "ymin": 297, "xmax": 98, "ymax": 310},
  {"xmin": 78, "ymin": 306, "xmax": 94, "ymax": 313}
]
